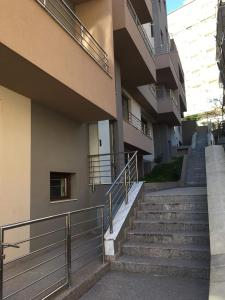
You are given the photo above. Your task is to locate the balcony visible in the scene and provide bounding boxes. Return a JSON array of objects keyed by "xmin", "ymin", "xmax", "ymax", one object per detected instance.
[
  {"xmin": 0, "ymin": 0, "xmax": 116, "ymax": 121},
  {"xmin": 137, "ymin": 84, "xmax": 158, "ymax": 114},
  {"xmin": 179, "ymin": 83, "xmax": 187, "ymax": 112},
  {"xmin": 129, "ymin": 0, "xmax": 153, "ymax": 24},
  {"xmin": 113, "ymin": 0, "xmax": 156, "ymax": 86},
  {"xmin": 157, "ymin": 89, "xmax": 181, "ymax": 126},
  {"xmin": 155, "ymin": 41, "xmax": 179, "ymax": 89},
  {"xmin": 123, "ymin": 112, "xmax": 154, "ymax": 154}
]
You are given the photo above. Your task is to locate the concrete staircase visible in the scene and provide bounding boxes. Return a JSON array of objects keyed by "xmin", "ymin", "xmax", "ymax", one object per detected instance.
[
  {"xmin": 111, "ymin": 188, "xmax": 210, "ymax": 279},
  {"xmin": 185, "ymin": 132, "xmax": 208, "ymax": 186}
]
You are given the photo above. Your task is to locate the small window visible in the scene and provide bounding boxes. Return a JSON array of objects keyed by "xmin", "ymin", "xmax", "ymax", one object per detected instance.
[
  {"xmin": 122, "ymin": 94, "xmax": 130, "ymax": 121},
  {"xmin": 50, "ymin": 172, "xmax": 72, "ymax": 201}
]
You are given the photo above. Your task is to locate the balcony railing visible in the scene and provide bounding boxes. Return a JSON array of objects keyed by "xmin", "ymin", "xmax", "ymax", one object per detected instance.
[
  {"xmin": 127, "ymin": 112, "xmax": 152, "ymax": 138},
  {"xmin": 148, "ymin": 84, "xmax": 157, "ymax": 96},
  {"xmin": 170, "ymin": 89, "xmax": 179, "ymax": 107},
  {"xmin": 127, "ymin": 0, "xmax": 154, "ymax": 56},
  {"xmin": 155, "ymin": 42, "xmax": 171, "ymax": 55},
  {"xmin": 156, "ymin": 87, "xmax": 179, "ymax": 107},
  {"xmin": 36, "ymin": 0, "xmax": 109, "ymax": 73}
]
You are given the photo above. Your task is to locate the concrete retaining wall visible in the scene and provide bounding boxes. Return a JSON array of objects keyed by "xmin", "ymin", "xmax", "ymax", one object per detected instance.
[{"xmin": 205, "ymin": 145, "xmax": 225, "ymax": 300}]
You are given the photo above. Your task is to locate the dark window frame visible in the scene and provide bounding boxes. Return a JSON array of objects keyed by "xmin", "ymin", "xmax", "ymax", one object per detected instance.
[{"xmin": 50, "ymin": 172, "xmax": 72, "ymax": 202}]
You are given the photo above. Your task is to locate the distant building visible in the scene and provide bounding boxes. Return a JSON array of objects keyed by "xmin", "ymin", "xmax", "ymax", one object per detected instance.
[
  {"xmin": 216, "ymin": 0, "xmax": 225, "ymax": 106},
  {"xmin": 168, "ymin": 0, "xmax": 222, "ymax": 115}
]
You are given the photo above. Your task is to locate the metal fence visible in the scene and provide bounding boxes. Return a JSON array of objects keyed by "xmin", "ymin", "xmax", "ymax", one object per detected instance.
[
  {"xmin": 35, "ymin": 0, "xmax": 109, "ymax": 73},
  {"xmin": 105, "ymin": 151, "xmax": 138, "ymax": 233},
  {"xmin": 128, "ymin": 112, "xmax": 152, "ymax": 138},
  {"xmin": 88, "ymin": 152, "xmax": 134, "ymax": 190},
  {"xmin": 0, "ymin": 206, "xmax": 104, "ymax": 299}
]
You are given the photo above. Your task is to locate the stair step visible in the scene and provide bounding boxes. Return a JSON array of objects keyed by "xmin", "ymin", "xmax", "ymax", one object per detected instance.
[
  {"xmin": 127, "ymin": 230, "xmax": 210, "ymax": 245},
  {"xmin": 143, "ymin": 195, "xmax": 207, "ymax": 203},
  {"xmin": 140, "ymin": 202, "xmax": 208, "ymax": 211},
  {"xmin": 133, "ymin": 220, "xmax": 209, "ymax": 232},
  {"xmin": 122, "ymin": 242, "xmax": 210, "ymax": 260},
  {"xmin": 137, "ymin": 210, "xmax": 208, "ymax": 221},
  {"xmin": 111, "ymin": 255, "xmax": 209, "ymax": 279}
]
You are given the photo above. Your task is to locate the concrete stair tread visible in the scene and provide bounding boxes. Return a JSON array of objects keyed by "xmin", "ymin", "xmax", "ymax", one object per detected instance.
[
  {"xmin": 122, "ymin": 241, "xmax": 210, "ymax": 252},
  {"xmin": 127, "ymin": 230, "xmax": 209, "ymax": 237},
  {"xmin": 138, "ymin": 210, "xmax": 208, "ymax": 214},
  {"xmin": 133, "ymin": 219, "xmax": 209, "ymax": 225},
  {"xmin": 114, "ymin": 255, "xmax": 210, "ymax": 270}
]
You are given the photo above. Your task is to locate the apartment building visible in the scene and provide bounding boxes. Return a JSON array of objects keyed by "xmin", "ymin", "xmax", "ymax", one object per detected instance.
[
  {"xmin": 217, "ymin": 0, "xmax": 225, "ymax": 105},
  {"xmin": 168, "ymin": 0, "xmax": 222, "ymax": 116},
  {"xmin": 0, "ymin": 0, "xmax": 185, "ymax": 242}
]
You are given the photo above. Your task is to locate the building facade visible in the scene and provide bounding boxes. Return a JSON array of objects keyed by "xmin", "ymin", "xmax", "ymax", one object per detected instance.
[
  {"xmin": 168, "ymin": 0, "xmax": 222, "ymax": 116},
  {"xmin": 217, "ymin": 0, "xmax": 225, "ymax": 105},
  {"xmin": 0, "ymin": 0, "xmax": 185, "ymax": 238}
]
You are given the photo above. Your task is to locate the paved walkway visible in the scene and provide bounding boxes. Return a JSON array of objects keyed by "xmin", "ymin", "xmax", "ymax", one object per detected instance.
[{"xmin": 81, "ymin": 271, "xmax": 209, "ymax": 300}]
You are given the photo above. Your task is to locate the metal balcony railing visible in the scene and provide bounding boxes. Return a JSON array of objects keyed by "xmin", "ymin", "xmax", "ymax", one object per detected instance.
[
  {"xmin": 155, "ymin": 42, "xmax": 171, "ymax": 55},
  {"xmin": 0, "ymin": 206, "xmax": 105, "ymax": 300},
  {"xmin": 128, "ymin": 112, "xmax": 152, "ymax": 138},
  {"xmin": 36, "ymin": 0, "xmax": 109, "ymax": 73},
  {"xmin": 88, "ymin": 152, "xmax": 134, "ymax": 191},
  {"xmin": 105, "ymin": 151, "xmax": 138, "ymax": 233},
  {"xmin": 170, "ymin": 89, "xmax": 179, "ymax": 107},
  {"xmin": 148, "ymin": 84, "xmax": 157, "ymax": 96},
  {"xmin": 127, "ymin": 0, "xmax": 154, "ymax": 56}
]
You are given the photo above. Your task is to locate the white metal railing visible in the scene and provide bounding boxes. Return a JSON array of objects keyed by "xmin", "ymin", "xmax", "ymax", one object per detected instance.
[
  {"xmin": 36, "ymin": 0, "xmax": 109, "ymax": 73},
  {"xmin": 148, "ymin": 84, "xmax": 157, "ymax": 96},
  {"xmin": 0, "ymin": 206, "xmax": 105, "ymax": 300},
  {"xmin": 105, "ymin": 152, "xmax": 138, "ymax": 233},
  {"xmin": 155, "ymin": 41, "xmax": 171, "ymax": 55},
  {"xmin": 88, "ymin": 152, "xmax": 133, "ymax": 191},
  {"xmin": 128, "ymin": 112, "xmax": 152, "ymax": 138},
  {"xmin": 127, "ymin": 0, "xmax": 155, "ymax": 56},
  {"xmin": 170, "ymin": 89, "xmax": 179, "ymax": 107}
]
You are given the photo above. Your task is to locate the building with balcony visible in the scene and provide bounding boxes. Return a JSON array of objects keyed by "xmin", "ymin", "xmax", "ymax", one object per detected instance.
[
  {"xmin": 168, "ymin": 0, "xmax": 222, "ymax": 116},
  {"xmin": 0, "ymin": 0, "xmax": 186, "ymax": 241},
  {"xmin": 216, "ymin": 0, "xmax": 225, "ymax": 105}
]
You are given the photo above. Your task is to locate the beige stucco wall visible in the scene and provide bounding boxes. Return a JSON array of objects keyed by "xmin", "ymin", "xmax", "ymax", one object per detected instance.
[
  {"xmin": 0, "ymin": 85, "xmax": 31, "ymax": 259},
  {"xmin": 0, "ymin": 0, "xmax": 116, "ymax": 119}
]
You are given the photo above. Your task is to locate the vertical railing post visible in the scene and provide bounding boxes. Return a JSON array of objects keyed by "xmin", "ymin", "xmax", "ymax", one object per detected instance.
[
  {"xmin": 0, "ymin": 228, "xmax": 4, "ymax": 300},
  {"xmin": 124, "ymin": 171, "xmax": 128, "ymax": 204},
  {"xmin": 135, "ymin": 153, "xmax": 139, "ymax": 183},
  {"xmin": 100, "ymin": 208, "xmax": 105, "ymax": 264},
  {"xmin": 109, "ymin": 193, "xmax": 113, "ymax": 234},
  {"xmin": 66, "ymin": 214, "xmax": 72, "ymax": 287},
  {"xmin": 128, "ymin": 153, "xmax": 131, "ymax": 188}
]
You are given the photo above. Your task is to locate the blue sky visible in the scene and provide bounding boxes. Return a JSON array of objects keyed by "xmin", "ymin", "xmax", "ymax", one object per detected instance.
[{"xmin": 166, "ymin": 0, "xmax": 184, "ymax": 14}]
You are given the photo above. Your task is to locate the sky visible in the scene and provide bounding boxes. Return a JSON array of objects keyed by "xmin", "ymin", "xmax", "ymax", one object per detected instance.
[{"xmin": 166, "ymin": 0, "xmax": 185, "ymax": 14}]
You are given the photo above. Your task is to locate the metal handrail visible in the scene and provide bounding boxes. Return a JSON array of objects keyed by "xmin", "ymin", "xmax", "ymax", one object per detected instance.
[
  {"xmin": 128, "ymin": 112, "xmax": 152, "ymax": 138},
  {"xmin": 0, "ymin": 205, "xmax": 105, "ymax": 300},
  {"xmin": 106, "ymin": 151, "xmax": 138, "ymax": 233},
  {"xmin": 36, "ymin": 0, "xmax": 109, "ymax": 74},
  {"xmin": 89, "ymin": 152, "xmax": 135, "ymax": 191},
  {"xmin": 126, "ymin": 0, "xmax": 154, "ymax": 56}
]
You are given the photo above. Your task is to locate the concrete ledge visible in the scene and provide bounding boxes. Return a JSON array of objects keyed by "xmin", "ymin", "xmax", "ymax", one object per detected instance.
[
  {"xmin": 54, "ymin": 262, "xmax": 109, "ymax": 300},
  {"xmin": 205, "ymin": 145, "xmax": 225, "ymax": 300},
  {"xmin": 104, "ymin": 182, "xmax": 143, "ymax": 258},
  {"xmin": 144, "ymin": 181, "xmax": 179, "ymax": 191}
]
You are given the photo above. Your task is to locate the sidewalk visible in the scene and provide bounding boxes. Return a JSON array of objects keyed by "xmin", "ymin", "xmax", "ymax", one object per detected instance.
[{"xmin": 81, "ymin": 271, "xmax": 209, "ymax": 300}]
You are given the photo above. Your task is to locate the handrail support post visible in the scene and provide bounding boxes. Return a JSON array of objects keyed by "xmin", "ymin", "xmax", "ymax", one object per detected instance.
[
  {"xmin": 109, "ymin": 193, "xmax": 113, "ymax": 234},
  {"xmin": 135, "ymin": 153, "xmax": 139, "ymax": 183},
  {"xmin": 66, "ymin": 213, "xmax": 72, "ymax": 287},
  {"xmin": 0, "ymin": 228, "xmax": 4, "ymax": 300}
]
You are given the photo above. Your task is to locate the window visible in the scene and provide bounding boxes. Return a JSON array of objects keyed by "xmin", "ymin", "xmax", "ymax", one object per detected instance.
[
  {"xmin": 50, "ymin": 172, "xmax": 72, "ymax": 201},
  {"xmin": 160, "ymin": 30, "xmax": 164, "ymax": 44},
  {"xmin": 122, "ymin": 94, "xmax": 130, "ymax": 121},
  {"xmin": 150, "ymin": 22, "xmax": 154, "ymax": 38}
]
